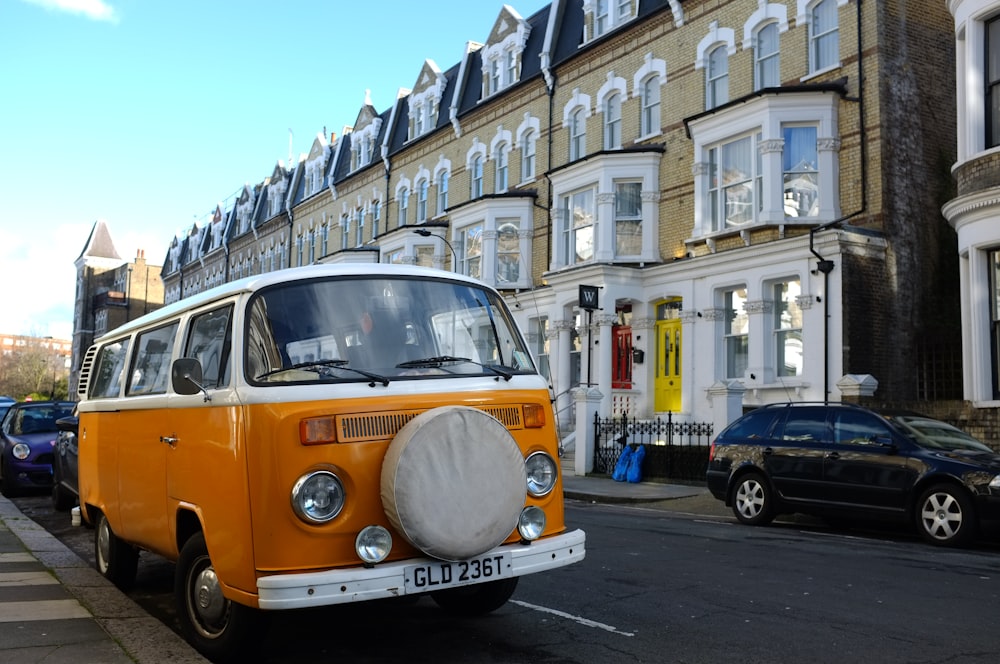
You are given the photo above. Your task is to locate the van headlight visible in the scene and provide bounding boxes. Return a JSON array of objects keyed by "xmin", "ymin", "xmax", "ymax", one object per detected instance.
[
  {"xmin": 518, "ymin": 506, "xmax": 546, "ymax": 541},
  {"xmin": 291, "ymin": 470, "xmax": 345, "ymax": 524},
  {"xmin": 525, "ymin": 451, "xmax": 557, "ymax": 497},
  {"xmin": 356, "ymin": 525, "xmax": 392, "ymax": 564}
]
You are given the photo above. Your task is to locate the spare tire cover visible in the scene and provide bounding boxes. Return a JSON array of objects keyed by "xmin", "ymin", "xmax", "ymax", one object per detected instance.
[{"xmin": 381, "ymin": 406, "xmax": 526, "ymax": 561}]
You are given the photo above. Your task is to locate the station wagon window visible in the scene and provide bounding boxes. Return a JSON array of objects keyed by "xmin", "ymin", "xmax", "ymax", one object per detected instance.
[
  {"xmin": 128, "ymin": 322, "xmax": 179, "ymax": 396},
  {"xmin": 832, "ymin": 409, "xmax": 890, "ymax": 445},
  {"xmin": 780, "ymin": 407, "xmax": 830, "ymax": 442},
  {"xmin": 185, "ymin": 306, "xmax": 233, "ymax": 389},
  {"xmin": 90, "ymin": 338, "xmax": 131, "ymax": 399}
]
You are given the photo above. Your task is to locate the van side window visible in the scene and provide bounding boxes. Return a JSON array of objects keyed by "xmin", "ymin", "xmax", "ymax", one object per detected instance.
[
  {"xmin": 127, "ymin": 323, "xmax": 179, "ymax": 396},
  {"xmin": 185, "ymin": 306, "xmax": 233, "ymax": 389},
  {"xmin": 90, "ymin": 339, "xmax": 131, "ymax": 399}
]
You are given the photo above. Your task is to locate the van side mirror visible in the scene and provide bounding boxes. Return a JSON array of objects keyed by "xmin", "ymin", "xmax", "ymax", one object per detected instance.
[{"xmin": 172, "ymin": 358, "xmax": 211, "ymax": 402}]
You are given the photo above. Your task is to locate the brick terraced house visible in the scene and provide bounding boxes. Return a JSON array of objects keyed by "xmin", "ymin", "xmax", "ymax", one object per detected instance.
[{"xmin": 157, "ymin": 0, "xmax": 969, "ymax": 460}]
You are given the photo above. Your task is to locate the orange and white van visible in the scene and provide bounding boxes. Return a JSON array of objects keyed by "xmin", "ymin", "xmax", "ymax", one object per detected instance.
[{"xmin": 74, "ymin": 263, "xmax": 585, "ymax": 660}]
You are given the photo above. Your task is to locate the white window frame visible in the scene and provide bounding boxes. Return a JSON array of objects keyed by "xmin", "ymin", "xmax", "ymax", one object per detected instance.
[
  {"xmin": 706, "ymin": 45, "xmax": 729, "ymax": 109},
  {"xmin": 754, "ymin": 22, "xmax": 781, "ymax": 90},
  {"xmin": 640, "ymin": 76, "xmax": 661, "ymax": 136},
  {"xmin": 436, "ymin": 170, "xmax": 449, "ymax": 215},
  {"xmin": 570, "ymin": 108, "xmax": 586, "ymax": 161},
  {"xmin": 722, "ymin": 286, "xmax": 749, "ymax": 380},
  {"xmin": 801, "ymin": 0, "xmax": 843, "ymax": 74},
  {"xmin": 604, "ymin": 92, "xmax": 622, "ymax": 149},
  {"xmin": 416, "ymin": 179, "xmax": 429, "ymax": 223}
]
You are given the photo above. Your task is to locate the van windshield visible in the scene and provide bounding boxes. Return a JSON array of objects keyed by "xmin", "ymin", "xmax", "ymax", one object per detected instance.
[{"xmin": 245, "ymin": 275, "xmax": 536, "ymax": 384}]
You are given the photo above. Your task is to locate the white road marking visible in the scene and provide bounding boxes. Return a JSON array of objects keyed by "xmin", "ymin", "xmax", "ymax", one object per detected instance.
[
  {"xmin": 0, "ymin": 571, "xmax": 59, "ymax": 586},
  {"xmin": 0, "ymin": 599, "xmax": 91, "ymax": 622},
  {"xmin": 511, "ymin": 599, "xmax": 635, "ymax": 636}
]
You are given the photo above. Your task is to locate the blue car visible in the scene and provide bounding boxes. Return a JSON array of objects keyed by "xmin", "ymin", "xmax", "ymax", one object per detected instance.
[{"xmin": 0, "ymin": 400, "xmax": 75, "ymax": 497}]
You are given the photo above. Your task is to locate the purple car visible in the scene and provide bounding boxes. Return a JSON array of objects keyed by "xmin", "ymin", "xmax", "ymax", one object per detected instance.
[{"xmin": 0, "ymin": 400, "xmax": 75, "ymax": 497}]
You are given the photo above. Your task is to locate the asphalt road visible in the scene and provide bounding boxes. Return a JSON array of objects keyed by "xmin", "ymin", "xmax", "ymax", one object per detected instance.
[{"xmin": 12, "ymin": 490, "xmax": 1000, "ymax": 663}]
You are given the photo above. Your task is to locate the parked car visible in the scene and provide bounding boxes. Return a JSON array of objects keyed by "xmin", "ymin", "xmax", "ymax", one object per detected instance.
[
  {"xmin": 0, "ymin": 400, "xmax": 75, "ymax": 497},
  {"xmin": 51, "ymin": 407, "xmax": 79, "ymax": 511},
  {"xmin": 706, "ymin": 402, "xmax": 1000, "ymax": 547}
]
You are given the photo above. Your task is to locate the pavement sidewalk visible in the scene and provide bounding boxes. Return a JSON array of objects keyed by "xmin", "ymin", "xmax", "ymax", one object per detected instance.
[
  {"xmin": 0, "ymin": 472, "xmax": 716, "ymax": 663},
  {"xmin": 0, "ymin": 496, "xmax": 208, "ymax": 664}
]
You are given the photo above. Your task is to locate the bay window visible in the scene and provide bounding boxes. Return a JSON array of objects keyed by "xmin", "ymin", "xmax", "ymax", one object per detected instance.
[{"xmin": 689, "ymin": 89, "xmax": 840, "ymax": 238}]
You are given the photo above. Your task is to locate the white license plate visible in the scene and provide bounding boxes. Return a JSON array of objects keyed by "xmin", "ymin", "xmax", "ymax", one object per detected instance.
[{"xmin": 404, "ymin": 552, "xmax": 512, "ymax": 592}]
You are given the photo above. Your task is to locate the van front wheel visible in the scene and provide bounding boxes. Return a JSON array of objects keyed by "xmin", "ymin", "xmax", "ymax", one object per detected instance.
[
  {"xmin": 94, "ymin": 512, "xmax": 138, "ymax": 591},
  {"xmin": 175, "ymin": 532, "xmax": 265, "ymax": 662}
]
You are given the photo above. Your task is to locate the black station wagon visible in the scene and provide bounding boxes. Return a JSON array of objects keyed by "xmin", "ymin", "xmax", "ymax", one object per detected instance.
[{"xmin": 706, "ymin": 402, "xmax": 1000, "ymax": 547}]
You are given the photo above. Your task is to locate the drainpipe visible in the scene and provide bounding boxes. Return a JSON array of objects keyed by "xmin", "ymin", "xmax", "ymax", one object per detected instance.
[{"xmin": 808, "ymin": 0, "xmax": 866, "ymax": 403}]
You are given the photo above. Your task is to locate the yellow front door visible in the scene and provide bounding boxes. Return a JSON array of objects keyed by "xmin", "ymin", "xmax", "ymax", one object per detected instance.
[{"xmin": 654, "ymin": 317, "xmax": 682, "ymax": 412}]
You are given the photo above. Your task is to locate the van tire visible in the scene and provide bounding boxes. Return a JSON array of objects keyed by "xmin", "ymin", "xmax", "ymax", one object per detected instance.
[
  {"xmin": 176, "ymin": 532, "xmax": 265, "ymax": 662},
  {"xmin": 381, "ymin": 406, "xmax": 525, "ymax": 560},
  {"xmin": 94, "ymin": 512, "xmax": 138, "ymax": 591},
  {"xmin": 432, "ymin": 577, "xmax": 519, "ymax": 616}
]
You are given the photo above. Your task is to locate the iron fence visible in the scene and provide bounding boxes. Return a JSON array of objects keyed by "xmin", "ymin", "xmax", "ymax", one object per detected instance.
[{"xmin": 593, "ymin": 412, "xmax": 713, "ymax": 482}]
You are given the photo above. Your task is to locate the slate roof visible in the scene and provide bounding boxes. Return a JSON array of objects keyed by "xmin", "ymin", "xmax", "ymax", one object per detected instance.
[{"xmin": 77, "ymin": 219, "xmax": 122, "ymax": 262}]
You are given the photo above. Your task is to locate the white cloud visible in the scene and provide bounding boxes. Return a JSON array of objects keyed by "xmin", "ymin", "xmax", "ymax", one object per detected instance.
[
  {"xmin": 20, "ymin": 0, "xmax": 118, "ymax": 23},
  {"xmin": 0, "ymin": 221, "xmax": 90, "ymax": 340},
  {"xmin": 0, "ymin": 221, "xmax": 168, "ymax": 342}
]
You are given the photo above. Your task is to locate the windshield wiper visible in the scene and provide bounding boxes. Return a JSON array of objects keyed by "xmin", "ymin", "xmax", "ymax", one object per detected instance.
[
  {"xmin": 396, "ymin": 355, "xmax": 513, "ymax": 381},
  {"xmin": 256, "ymin": 359, "xmax": 390, "ymax": 386}
]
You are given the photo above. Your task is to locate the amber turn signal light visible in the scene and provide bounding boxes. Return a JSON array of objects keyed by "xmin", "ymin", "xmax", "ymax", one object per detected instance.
[{"xmin": 300, "ymin": 416, "xmax": 338, "ymax": 445}]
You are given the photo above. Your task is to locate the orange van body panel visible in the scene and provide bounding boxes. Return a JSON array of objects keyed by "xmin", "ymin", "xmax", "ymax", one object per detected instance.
[
  {"xmin": 243, "ymin": 389, "xmax": 566, "ymax": 576},
  {"xmin": 81, "ymin": 389, "xmax": 565, "ymax": 603}
]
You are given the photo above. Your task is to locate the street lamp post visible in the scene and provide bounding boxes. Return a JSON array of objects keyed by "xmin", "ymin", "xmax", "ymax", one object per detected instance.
[{"xmin": 412, "ymin": 229, "xmax": 456, "ymax": 272}]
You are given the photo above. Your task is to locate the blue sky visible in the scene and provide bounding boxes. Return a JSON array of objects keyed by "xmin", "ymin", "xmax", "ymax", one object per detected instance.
[{"xmin": 0, "ymin": 0, "xmax": 550, "ymax": 340}]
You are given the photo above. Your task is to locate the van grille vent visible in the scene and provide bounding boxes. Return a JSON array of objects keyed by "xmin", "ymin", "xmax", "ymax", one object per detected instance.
[
  {"xmin": 77, "ymin": 345, "xmax": 99, "ymax": 398},
  {"xmin": 336, "ymin": 406, "xmax": 524, "ymax": 443}
]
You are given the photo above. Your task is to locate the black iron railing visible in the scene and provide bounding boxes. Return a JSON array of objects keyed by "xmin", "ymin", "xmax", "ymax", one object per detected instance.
[{"xmin": 593, "ymin": 412, "xmax": 713, "ymax": 482}]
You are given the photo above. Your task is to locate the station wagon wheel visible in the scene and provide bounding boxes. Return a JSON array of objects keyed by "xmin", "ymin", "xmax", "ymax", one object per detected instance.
[
  {"xmin": 175, "ymin": 532, "xmax": 265, "ymax": 662},
  {"xmin": 432, "ymin": 577, "xmax": 519, "ymax": 616},
  {"xmin": 731, "ymin": 472, "xmax": 775, "ymax": 526},
  {"xmin": 916, "ymin": 484, "xmax": 976, "ymax": 547},
  {"xmin": 51, "ymin": 482, "xmax": 75, "ymax": 512},
  {"xmin": 94, "ymin": 512, "xmax": 138, "ymax": 591}
]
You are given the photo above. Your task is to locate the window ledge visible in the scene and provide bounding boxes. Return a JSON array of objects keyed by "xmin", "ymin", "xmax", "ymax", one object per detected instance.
[
  {"xmin": 634, "ymin": 131, "xmax": 662, "ymax": 143},
  {"xmin": 800, "ymin": 63, "xmax": 842, "ymax": 83}
]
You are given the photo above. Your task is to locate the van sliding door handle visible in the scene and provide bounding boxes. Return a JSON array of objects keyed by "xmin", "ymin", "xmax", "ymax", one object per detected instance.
[{"xmin": 160, "ymin": 435, "xmax": 178, "ymax": 446}]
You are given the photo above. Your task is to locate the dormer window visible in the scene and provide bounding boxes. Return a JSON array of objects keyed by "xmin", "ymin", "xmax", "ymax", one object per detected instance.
[
  {"xmin": 268, "ymin": 177, "xmax": 287, "ymax": 218},
  {"xmin": 304, "ymin": 135, "xmax": 331, "ymax": 197},
  {"xmin": 480, "ymin": 8, "xmax": 531, "ymax": 97},
  {"xmin": 350, "ymin": 119, "xmax": 382, "ymax": 171},
  {"xmin": 587, "ymin": 0, "xmax": 635, "ymax": 41},
  {"xmin": 408, "ymin": 62, "xmax": 446, "ymax": 140}
]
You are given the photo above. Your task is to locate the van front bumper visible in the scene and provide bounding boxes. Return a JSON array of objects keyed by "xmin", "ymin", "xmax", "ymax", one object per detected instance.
[{"xmin": 256, "ymin": 528, "xmax": 585, "ymax": 610}]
